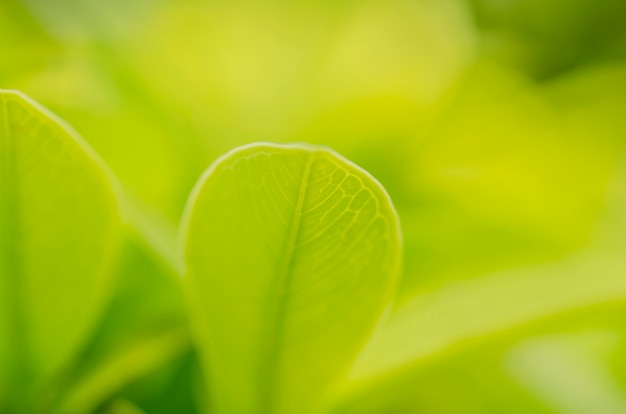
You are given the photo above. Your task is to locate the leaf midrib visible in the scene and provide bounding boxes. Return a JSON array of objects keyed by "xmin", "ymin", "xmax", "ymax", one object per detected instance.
[
  {"xmin": 260, "ymin": 151, "xmax": 315, "ymax": 413},
  {"xmin": 0, "ymin": 93, "xmax": 30, "ymax": 409}
]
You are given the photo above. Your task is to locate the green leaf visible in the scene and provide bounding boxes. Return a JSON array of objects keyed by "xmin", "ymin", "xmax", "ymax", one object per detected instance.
[
  {"xmin": 52, "ymin": 227, "xmax": 190, "ymax": 414},
  {"xmin": 181, "ymin": 143, "xmax": 401, "ymax": 414},
  {"xmin": 332, "ymin": 252, "xmax": 626, "ymax": 413},
  {"xmin": 0, "ymin": 90, "xmax": 122, "ymax": 411},
  {"xmin": 55, "ymin": 326, "xmax": 189, "ymax": 414}
]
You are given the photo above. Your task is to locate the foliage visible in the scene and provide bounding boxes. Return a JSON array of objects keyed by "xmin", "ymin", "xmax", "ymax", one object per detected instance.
[{"xmin": 2, "ymin": 0, "xmax": 626, "ymax": 413}]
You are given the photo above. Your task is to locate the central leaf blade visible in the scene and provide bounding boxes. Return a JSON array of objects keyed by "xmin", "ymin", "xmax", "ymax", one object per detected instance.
[{"xmin": 182, "ymin": 143, "xmax": 401, "ymax": 414}]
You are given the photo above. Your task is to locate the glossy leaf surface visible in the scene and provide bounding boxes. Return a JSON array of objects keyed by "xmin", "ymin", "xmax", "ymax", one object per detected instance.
[
  {"xmin": 0, "ymin": 90, "xmax": 122, "ymax": 411},
  {"xmin": 182, "ymin": 143, "xmax": 401, "ymax": 414}
]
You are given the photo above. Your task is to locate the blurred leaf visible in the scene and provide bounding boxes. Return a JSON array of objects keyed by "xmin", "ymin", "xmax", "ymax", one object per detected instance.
[
  {"xmin": 181, "ymin": 143, "xmax": 401, "ymax": 414},
  {"xmin": 334, "ymin": 252, "xmax": 626, "ymax": 412},
  {"xmin": 55, "ymin": 326, "xmax": 188, "ymax": 414},
  {"xmin": 0, "ymin": 90, "xmax": 122, "ymax": 412},
  {"xmin": 334, "ymin": 338, "xmax": 555, "ymax": 414},
  {"xmin": 340, "ymin": 306, "xmax": 626, "ymax": 414},
  {"xmin": 49, "ymin": 225, "xmax": 189, "ymax": 414}
]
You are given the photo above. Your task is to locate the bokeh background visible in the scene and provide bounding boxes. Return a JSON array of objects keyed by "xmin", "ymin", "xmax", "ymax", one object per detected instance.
[{"xmin": 3, "ymin": 0, "xmax": 626, "ymax": 412}]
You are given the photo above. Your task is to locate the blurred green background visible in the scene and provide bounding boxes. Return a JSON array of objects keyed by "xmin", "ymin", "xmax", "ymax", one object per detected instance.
[{"xmin": 3, "ymin": 0, "xmax": 626, "ymax": 412}]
